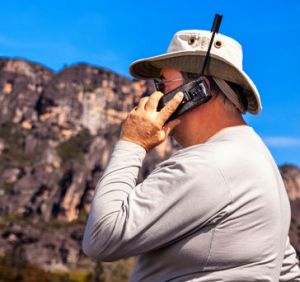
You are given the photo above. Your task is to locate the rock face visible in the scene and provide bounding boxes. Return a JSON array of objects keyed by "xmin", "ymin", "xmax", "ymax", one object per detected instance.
[
  {"xmin": 0, "ymin": 58, "xmax": 175, "ymax": 272},
  {"xmin": 0, "ymin": 58, "xmax": 299, "ymax": 275},
  {"xmin": 280, "ymin": 164, "xmax": 300, "ymax": 256},
  {"xmin": 0, "ymin": 58, "xmax": 174, "ymax": 221}
]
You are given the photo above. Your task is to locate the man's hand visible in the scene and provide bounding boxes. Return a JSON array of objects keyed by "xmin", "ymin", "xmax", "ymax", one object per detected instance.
[{"xmin": 120, "ymin": 91, "xmax": 184, "ymax": 151}]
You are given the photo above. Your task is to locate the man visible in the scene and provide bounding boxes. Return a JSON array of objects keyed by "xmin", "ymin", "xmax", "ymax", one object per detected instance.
[{"xmin": 82, "ymin": 30, "xmax": 300, "ymax": 281}]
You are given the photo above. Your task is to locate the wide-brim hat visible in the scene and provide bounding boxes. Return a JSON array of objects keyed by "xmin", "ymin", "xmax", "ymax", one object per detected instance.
[{"xmin": 129, "ymin": 30, "xmax": 262, "ymax": 114}]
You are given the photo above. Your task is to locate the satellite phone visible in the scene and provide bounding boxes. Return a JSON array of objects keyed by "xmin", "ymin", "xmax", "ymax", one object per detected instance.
[{"xmin": 157, "ymin": 14, "xmax": 223, "ymax": 122}]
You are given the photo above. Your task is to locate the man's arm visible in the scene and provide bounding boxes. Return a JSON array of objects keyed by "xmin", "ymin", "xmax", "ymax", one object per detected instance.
[
  {"xmin": 82, "ymin": 140, "xmax": 230, "ymax": 261},
  {"xmin": 82, "ymin": 90, "xmax": 230, "ymax": 261}
]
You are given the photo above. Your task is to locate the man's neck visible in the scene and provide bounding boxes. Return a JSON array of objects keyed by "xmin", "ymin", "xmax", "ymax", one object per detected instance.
[
  {"xmin": 193, "ymin": 117, "xmax": 246, "ymax": 145},
  {"xmin": 178, "ymin": 100, "xmax": 247, "ymax": 148}
]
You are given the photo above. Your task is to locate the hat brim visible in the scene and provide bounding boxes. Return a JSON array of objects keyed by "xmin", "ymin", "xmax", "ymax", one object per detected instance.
[{"xmin": 129, "ymin": 51, "xmax": 261, "ymax": 114}]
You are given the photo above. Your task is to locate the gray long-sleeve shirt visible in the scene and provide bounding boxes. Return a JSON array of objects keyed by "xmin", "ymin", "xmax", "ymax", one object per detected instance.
[{"xmin": 82, "ymin": 125, "xmax": 300, "ymax": 281}]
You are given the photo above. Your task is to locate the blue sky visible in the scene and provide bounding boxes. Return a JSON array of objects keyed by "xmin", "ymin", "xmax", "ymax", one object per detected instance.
[{"xmin": 0, "ymin": 0, "xmax": 299, "ymax": 167}]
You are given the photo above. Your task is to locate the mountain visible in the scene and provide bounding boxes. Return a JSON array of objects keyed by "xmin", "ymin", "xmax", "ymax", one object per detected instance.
[
  {"xmin": 280, "ymin": 164, "xmax": 300, "ymax": 257},
  {"xmin": 0, "ymin": 58, "xmax": 298, "ymax": 281},
  {"xmin": 0, "ymin": 57, "xmax": 176, "ymax": 280}
]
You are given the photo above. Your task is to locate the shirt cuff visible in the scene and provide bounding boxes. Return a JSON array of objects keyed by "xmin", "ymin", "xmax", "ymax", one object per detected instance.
[{"xmin": 115, "ymin": 140, "xmax": 146, "ymax": 152}]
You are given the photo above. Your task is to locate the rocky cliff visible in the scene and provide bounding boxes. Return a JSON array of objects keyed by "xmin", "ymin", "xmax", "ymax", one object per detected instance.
[
  {"xmin": 280, "ymin": 164, "xmax": 300, "ymax": 256},
  {"xmin": 0, "ymin": 58, "xmax": 176, "ymax": 277},
  {"xmin": 0, "ymin": 58, "xmax": 299, "ymax": 280}
]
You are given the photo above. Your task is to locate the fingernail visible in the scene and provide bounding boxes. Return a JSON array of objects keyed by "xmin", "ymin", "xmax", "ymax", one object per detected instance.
[{"xmin": 176, "ymin": 92, "xmax": 184, "ymax": 98}]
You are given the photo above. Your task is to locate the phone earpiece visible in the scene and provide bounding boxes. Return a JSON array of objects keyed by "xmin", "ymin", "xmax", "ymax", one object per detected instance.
[{"xmin": 157, "ymin": 77, "xmax": 212, "ymax": 123}]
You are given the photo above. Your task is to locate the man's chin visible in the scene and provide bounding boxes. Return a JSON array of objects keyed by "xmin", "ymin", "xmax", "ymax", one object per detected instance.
[
  {"xmin": 169, "ymin": 125, "xmax": 179, "ymax": 137},
  {"xmin": 169, "ymin": 127, "xmax": 179, "ymax": 141}
]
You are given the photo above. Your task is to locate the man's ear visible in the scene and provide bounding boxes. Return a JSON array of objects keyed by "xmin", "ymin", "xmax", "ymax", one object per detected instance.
[
  {"xmin": 202, "ymin": 76, "xmax": 211, "ymax": 91},
  {"xmin": 202, "ymin": 76, "xmax": 218, "ymax": 100}
]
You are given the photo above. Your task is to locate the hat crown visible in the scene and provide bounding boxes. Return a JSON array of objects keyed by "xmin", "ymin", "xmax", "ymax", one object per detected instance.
[
  {"xmin": 167, "ymin": 30, "xmax": 243, "ymax": 70},
  {"xmin": 129, "ymin": 29, "xmax": 262, "ymax": 114}
]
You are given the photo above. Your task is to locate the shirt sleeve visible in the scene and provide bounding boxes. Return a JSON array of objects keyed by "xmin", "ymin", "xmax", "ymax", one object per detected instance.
[
  {"xmin": 279, "ymin": 237, "xmax": 300, "ymax": 281},
  {"xmin": 82, "ymin": 140, "xmax": 231, "ymax": 261}
]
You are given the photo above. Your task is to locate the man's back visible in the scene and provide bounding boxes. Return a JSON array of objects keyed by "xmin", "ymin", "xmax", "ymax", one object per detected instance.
[{"xmin": 130, "ymin": 126, "xmax": 299, "ymax": 281}]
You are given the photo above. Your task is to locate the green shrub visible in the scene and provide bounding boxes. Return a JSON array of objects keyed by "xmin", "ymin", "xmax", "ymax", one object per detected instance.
[
  {"xmin": 56, "ymin": 129, "xmax": 91, "ymax": 166},
  {"xmin": 0, "ymin": 122, "xmax": 42, "ymax": 172},
  {"xmin": 0, "ymin": 256, "xmax": 80, "ymax": 282}
]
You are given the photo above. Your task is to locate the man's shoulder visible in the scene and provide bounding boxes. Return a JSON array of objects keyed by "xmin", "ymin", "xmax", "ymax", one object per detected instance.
[
  {"xmin": 154, "ymin": 143, "xmax": 225, "ymax": 183},
  {"xmin": 161, "ymin": 128, "xmax": 271, "ymax": 182}
]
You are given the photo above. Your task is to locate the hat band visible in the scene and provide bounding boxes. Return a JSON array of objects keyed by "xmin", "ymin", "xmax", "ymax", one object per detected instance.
[{"xmin": 213, "ymin": 78, "xmax": 244, "ymax": 113}]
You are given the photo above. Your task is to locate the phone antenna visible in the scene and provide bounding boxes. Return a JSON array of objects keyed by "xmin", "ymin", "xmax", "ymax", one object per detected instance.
[{"xmin": 201, "ymin": 14, "xmax": 223, "ymax": 76}]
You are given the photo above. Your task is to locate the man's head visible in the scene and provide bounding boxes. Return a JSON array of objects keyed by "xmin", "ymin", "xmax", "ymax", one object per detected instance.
[
  {"xmin": 159, "ymin": 68, "xmax": 246, "ymax": 146},
  {"xmin": 154, "ymin": 67, "xmax": 246, "ymax": 114},
  {"xmin": 129, "ymin": 29, "xmax": 262, "ymax": 115}
]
